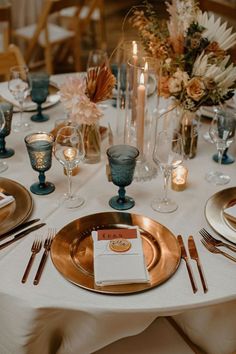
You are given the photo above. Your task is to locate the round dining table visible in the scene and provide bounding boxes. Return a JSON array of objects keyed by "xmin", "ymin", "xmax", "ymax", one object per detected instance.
[{"xmin": 0, "ymin": 73, "xmax": 236, "ymax": 354}]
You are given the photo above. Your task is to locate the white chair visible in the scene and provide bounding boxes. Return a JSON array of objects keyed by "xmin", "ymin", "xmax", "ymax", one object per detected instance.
[{"xmin": 12, "ymin": 0, "xmax": 85, "ymax": 74}]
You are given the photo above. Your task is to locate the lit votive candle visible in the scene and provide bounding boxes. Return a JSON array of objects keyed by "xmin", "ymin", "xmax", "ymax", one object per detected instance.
[
  {"xmin": 63, "ymin": 147, "xmax": 77, "ymax": 161},
  {"xmin": 171, "ymin": 165, "xmax": 188, "ymax": 191}
]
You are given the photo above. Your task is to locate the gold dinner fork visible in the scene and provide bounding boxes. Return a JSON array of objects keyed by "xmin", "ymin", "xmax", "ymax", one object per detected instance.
[
  {"xmin": 33, "ymin": 228, "xmax": 55, "ymax": 285},
  {"xmin": 201, "ymin": 239, "xmax": 236, "ymax": 263},
  {"xmin": 199, "ymin": 228, "xmax": 236, "ymax": 252},
  {"xmin": 21, "ymin": 237, "xmax": 42, "ymax": 283}
]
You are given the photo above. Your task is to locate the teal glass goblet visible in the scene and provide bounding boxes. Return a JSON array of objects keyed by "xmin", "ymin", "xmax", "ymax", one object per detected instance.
[
  {"xmin": 107, "ymin": 144, "xmax": 139, "ymax": 210},
  {"xmin": 0, "ymin": 102, "xmax": 14, "ymax": 158},
  {"xmin": 25, "ymin": 132, "xmax": 55, "ymax": 195},
  {"xmin": 30, "ymin": 73, "xmax": 49, "ymax": 122}
]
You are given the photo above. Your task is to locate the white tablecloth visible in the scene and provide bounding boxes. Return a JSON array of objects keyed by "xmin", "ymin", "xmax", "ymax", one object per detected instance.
[{"xmin": 0, "ymin": 74, "xmax": 236, "ymax": 354}]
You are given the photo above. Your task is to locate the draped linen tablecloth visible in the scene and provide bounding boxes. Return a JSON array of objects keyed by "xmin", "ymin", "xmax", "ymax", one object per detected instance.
[{"xmin": 0, "ymin": 74, "xmax": 236, "ymax": 354}]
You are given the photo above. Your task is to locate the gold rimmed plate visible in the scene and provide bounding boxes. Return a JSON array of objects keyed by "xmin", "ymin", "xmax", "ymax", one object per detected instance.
[
  {"xmin": 0, "ymin": 177, "xmax": 33, "ymax": 236},
  {"xmin": 205, "ymin": 187, "xmax": 236, "ymax": 244},
  {"xmin": 51, "ymin": 212, "xmax": 181, "ymax": 294}
]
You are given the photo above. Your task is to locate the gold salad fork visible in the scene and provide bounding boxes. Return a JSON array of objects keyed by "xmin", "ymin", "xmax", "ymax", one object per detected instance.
[
  {"xmin": 201, "ymin": 239, "xmax": 236, "ymax": 263},
  {"xmin": 199, "ymin": 228, "xmax": 236, "ymax": 252},
  {"xmin": 33, "ymin": 228, "xmax": 55, "ymax": 285},
  {"xmin": 21, "ymin": 237, "xmax": 42, "ymax": 283}
]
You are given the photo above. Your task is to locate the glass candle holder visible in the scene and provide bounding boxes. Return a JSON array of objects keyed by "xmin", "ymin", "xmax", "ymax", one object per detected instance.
[
  {"xmin": 25, "ymin": 132, "xmax": 55, "ymax": 195},
  {"xmin": 0, "ymin": 102, "xmax": 14, "ymax": 158},
  {"xmin": 124, "ymin": 56, "xmax": 157, "ymax": 182},
  {"xmin": 171, "ymin": 165, "xmax": 188, "ymax": 191}
]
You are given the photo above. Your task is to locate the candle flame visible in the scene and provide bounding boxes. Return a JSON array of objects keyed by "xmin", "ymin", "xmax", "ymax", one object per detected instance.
[
  {"xmin": 140, "ymin": 73, "xmax": 145, "ymax": 85},
  {"xmin": 63, "ymin": 147, "xmax": 77, "ymax": 161},
  {"xmin": 132, "ymin": 41, "xmax": 138, "ymax": 56}
]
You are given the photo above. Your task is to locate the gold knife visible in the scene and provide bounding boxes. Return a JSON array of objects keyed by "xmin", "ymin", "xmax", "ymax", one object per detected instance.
[
  {"xmin": 188, "ymin": 236, "xmax": 208, "ymax": 293},
  {"xmin": 177, "ymin": 235, "xmax": 198, "ymax": 293}
]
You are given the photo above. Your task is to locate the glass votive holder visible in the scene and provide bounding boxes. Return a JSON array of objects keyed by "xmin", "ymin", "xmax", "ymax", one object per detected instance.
[
  {"xmin": 171, "ymin": 165, "xmax": 188, "ymax": 191},
  {"xmin": 0, "ymin": 102, "xmax": 14, "ymax": 158},
  {"xmin": 25, "ymin": 132, "xmax": 55, "ymax": 195}
]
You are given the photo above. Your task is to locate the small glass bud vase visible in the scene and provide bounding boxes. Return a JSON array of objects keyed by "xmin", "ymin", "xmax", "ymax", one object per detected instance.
[
  {"xmin": 124, "ymin": 57, "xmax": 157, "ymax": 181},
  {"xmin": 80, "ymin": 123, "xmax": 101, "ymax": 164},
  {"xmin": 177, "ymin": 107, "xmax": 200, "ymax": 159},
  {"xmin": 0, "ymin": 102, "xmax": 14, "ymax": 158}
]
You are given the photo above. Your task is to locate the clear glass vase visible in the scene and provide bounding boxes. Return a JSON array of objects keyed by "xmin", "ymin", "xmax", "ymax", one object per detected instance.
[{"xmin": 80, "ymin": 123, "xmax": 101, "ymax": 164}]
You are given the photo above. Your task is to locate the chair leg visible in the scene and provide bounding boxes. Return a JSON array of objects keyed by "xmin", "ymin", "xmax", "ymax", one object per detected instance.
[{"xmin": 44, "ymin": 46, "xmax": 53, "ymax": 75}]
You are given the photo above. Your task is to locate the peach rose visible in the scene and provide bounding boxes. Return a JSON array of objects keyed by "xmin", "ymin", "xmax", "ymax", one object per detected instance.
[{"xmin": 186, "ymin": 77, "xmax": 205, "ymax": 101}]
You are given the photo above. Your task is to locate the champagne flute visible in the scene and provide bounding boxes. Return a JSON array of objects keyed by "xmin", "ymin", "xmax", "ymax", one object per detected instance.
[
  {"xmin": 151, "ymin": 131, "xmax": 183, "ymax": 213},
  {"xmin": 205, "ymin": 110, "xmax": 235, "ymax": 185},
  {"xmin": 0, "ymin": 107, "xmax": 7, "ymax": 173},
  {"xmin": 8, "ymin": 65, "xmax": 30, "ymax": 132},
  {"xmin": 54, "ymin": 126, "xmax": 85, "ymax": 208}
]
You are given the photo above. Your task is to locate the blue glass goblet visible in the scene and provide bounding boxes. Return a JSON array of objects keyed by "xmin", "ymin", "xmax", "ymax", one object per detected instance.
[
  {"xmin": 0, "ymin": 102, "xmax": 14, "ymax": 158},
  {"xmin": 25, "ymin": 132, "xmax": 55, "ymax": 195},
  {"xmin": 30, "ymin": 73, "xmax": 49, "ymax": 122},
  {"xmin": 107, "ymin": 144, "xmax": 139, "ymax": 210}
]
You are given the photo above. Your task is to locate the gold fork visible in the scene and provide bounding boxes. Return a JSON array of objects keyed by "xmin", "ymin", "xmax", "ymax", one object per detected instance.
[
  {"xmin": 199, "ymin": 228, "xmax": 236, "ymax": 252},
  {"xmin": 201, "ymin": 239, "xmax": 236, "ymax": 263},
  {"xmin": 33, "ymin": 228, "xmax": 55, "ymax": 285},
  {"xmin": 21, "ymin": 237, "xmax": 42, "ymax": 283}
]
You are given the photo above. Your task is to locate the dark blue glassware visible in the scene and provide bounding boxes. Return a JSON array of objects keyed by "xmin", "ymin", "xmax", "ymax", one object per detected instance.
[
  {"xmin": 107, "ymin": 144, "xmax": 139, "ymax": 210},
  {"xmin": 0, "ymin": 102, "xmax": 14, "ymax": 158},
  {"xmin": 25, "ymin": 132, "xmax": 55, "ymax": 195},
  {"xmin": 30, "ymin": 73, "xmax": 49, "ymax": 122}
]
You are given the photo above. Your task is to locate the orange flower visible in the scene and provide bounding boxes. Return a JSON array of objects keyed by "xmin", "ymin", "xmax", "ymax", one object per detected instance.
[{"xmin": 186, "ymin": 77, "xmax": 205, "ymax": 101}]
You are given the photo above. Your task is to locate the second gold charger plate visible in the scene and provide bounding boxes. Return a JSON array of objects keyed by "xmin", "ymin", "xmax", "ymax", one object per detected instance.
[
  {"xmin": 205, "ymin": 187, "xmax": 236, "ymax": 244},
  {"xmin": 0, "ymin": 177, "xmax": 33, "ymax": 236},
  {"xmin": 51, "ymin": 212, "xmax": 181, "ymax": 294}
]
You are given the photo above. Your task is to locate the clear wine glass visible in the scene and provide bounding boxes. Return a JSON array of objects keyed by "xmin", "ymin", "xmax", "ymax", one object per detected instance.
[
  {"xmin": 0, "ymin": 107, "xmax": 7, "ymax": 173},
  {"xmin": 54, "ymin": 126, "xmax": 85, "ymax": 208},
  {"xmin": 151, "ymin": 131, "xmax": 183, "ymax": 213},
  {"xmin": 205, "ymin": 110, "xmax": 235, "ymax": 185},
  {"xmin": 8, "ymin": 65, "xmax": 30, "ymax": 132}
]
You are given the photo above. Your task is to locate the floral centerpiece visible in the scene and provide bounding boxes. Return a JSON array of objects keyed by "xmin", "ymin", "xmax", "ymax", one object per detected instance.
[
  {"xmin": 131, "ymin": 0, "xmax": 236, "ymax": 112},
  {"xmin": 59, "ymin": 66, "xmax": 116, "ymax": 163},
  {"xmin": 130, "ymin": 0, "xmax": 236, "ymax": 158}
]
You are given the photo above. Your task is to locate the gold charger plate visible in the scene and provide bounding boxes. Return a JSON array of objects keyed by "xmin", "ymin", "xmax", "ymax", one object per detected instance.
[
  {"xmin": 51, "ymin": 212, "xmax": 181, "ymax": 294},
  {"xmin": 0, "ymin": 177, "xmax": 33, "ymax": 236},
  {"xmin": 205, "ymin": 187, "xmax": 236, "ymax": 244}
]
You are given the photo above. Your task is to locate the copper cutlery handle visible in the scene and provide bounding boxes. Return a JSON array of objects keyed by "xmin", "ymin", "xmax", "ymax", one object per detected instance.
[
  {"xmin": 196, "ymin": 261, "xmax": 208, "ymax": 293},
  {"xmin": 224, "ymin": 243, "xmax": 236, "ymax": 253},
  {"xmin": 221, "ymin": 250, "xmax": 236, "ymax": 262},
  {"xmin": 21, "ymin": 254, "xmax": 36, "ymax": 284},
  {"xmin": 33, "ymin": 250, "xmax": 48, "ymax": 285},
  {"xmin": 185, "ymin": 259, "xmax": 198, "ymax": 293}
]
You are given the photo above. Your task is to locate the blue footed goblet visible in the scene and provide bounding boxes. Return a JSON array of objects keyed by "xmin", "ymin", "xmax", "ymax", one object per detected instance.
[
  {"xmin": 0, "ymin": 102, "xmax": 14, "ymax": 158},
  {"xmin": 107, "ymin": 144, "xmax": 139, "ymax": 210},
  {"xmin": 30, "ymin": 73, "xmax": 49, "ymax": 122},
  {"xmin": 25, "ymin": 132, "xmax": 55, "ymax": 195}
]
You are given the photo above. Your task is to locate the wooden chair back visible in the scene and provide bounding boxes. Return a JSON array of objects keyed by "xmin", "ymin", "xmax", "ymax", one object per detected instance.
[
  {"xmin": 0, "ymin": 3, "xmax": 11, "ymax": 51},
  {"xmin": 0, "ymin": 44, "xmax": 26, "ymax": 81},
  {"xmin": 24, "ymin": 0, "xmax": 85, "ymax": 73}
]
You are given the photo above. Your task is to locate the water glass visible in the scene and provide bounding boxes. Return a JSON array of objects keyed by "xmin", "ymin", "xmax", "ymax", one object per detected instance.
[
  {"xmin": 0, "ymin": 102, "xmax": 14, "ymax": 158},
  {"xmin": 30, "ymin": 73, "xmax": 50, "ymax": 122}
]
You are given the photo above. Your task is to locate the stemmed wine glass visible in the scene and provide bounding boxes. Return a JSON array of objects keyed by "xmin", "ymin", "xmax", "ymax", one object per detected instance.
[
  {"xmin": 205, "ymin": 110, "xmax": 235, "ymax": 185},
  {"xmin": 8, "ymin": 65, "xmax": 30, "ymax": 132},
  {"xmin": 54, "ymin": 126, "xmax": 85, "ymax": 208},
  {"xmin": 151, "ymin": 131, "xmax": 183, "ymax": 213},
  {"xmin": 107, "ymin": 144, "xmax": 139, "ymax": 210},
  {"xmin": 0, "ymin": 107, "xmax": 7, "ymax": 173},
  {"xmin": 30, "ymin": 73, "xmax": 49, "ymax": 122}
]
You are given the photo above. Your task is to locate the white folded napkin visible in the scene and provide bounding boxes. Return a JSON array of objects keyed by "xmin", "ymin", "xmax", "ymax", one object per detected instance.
[
  {"xmin": 0, "ymin": 192, "xmax": 15, "ymax": 209},
  {"xmin": 92, "ymin": 227, "xmax": 150, "ymax": 286},
  {"xmin": 223, "ymin": 204, "xmax": 236, "ymax": 223}
]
